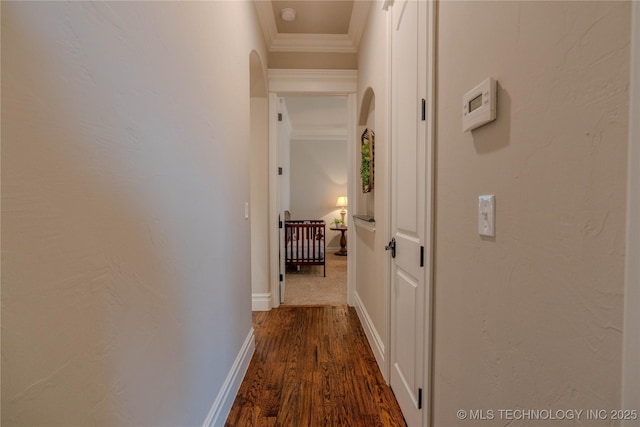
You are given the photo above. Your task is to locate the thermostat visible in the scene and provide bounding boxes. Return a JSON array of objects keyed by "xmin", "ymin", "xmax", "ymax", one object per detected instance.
[{"xmin": 462, "ymin": 77, "xmax": 497, "ymax": 132}]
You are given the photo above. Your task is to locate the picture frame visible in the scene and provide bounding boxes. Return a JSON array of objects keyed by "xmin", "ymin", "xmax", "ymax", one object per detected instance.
[{"xmin": 360, "ymin": 128, "xmax": 375, "ymax": 193}]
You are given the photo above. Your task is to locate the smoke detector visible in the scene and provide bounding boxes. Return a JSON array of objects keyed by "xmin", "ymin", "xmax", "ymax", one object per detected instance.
[{"xmin": 280, "ymin": 8, "xmax": 296, "ymax": 22}]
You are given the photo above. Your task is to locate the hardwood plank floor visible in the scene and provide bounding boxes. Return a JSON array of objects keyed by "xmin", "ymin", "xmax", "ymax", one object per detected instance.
[{"xmin": 225, "ymin": 306, "xmax": 407, "ymax": 427}]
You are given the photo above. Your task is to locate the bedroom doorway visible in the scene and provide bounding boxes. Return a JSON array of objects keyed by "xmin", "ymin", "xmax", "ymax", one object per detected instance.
[
  {"xmin": 280, "ymin": 95, "xmax": 349, "ymax": 305},
  {"xmin": 267, "ymin": 70, "xmax": 357, "ymax": 309}
]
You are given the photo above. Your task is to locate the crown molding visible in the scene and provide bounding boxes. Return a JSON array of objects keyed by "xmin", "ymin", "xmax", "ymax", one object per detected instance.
[
  {"xmin": 291, "ymin": 129, "xmax": 348, "ymax": 141},
  {"xmin": 270, "ymin": 33, "xmax": 357, "ymax": 53},
  {"xmin": 254, "ymin": 0, "xmax": 370, "ymax": 53},
  {"xmin": 348, "ymin": 1, "xmax": 372, "ymax": 50},
  {"xmin": 268, "ymin": 69, "xmax": 358, "ymax": 94},
  {"xmin": 254, "ymin": 1, "xmax": 278, "ymax": 48}
]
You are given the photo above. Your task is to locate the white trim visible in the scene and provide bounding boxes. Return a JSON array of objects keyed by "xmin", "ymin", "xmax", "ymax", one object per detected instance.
[
  {"xmin": 201, "ymin": 328, "xmax": 255, "ymax": 427},
  {"xmin": 423, "ymin": 2, "xmax": 437, "ymax": 426},
  {"xmin": 346, "ymin": 93, "xmax": 357, "ymax": 307},
  {"xmin": 270, "ymin": 33, "xmax": 357, "ymax": 53},
  {"xmin": 253, "ymin": 1, "xmax": 278, "ymax": 51},
  {"xmin": 290, "ymin": 129, "xmax": 348, "ymax": 141},
  {"xmin": 348, "ymin": 1, "xmax": 373, "ymax": 51},
  {"xmin": 383, "ymin": 0, "xmax": 393, "ymax": 384},
  {"xmin": 252, "ymin": 293, "xmax": 272, "ymax": 312},
  {"xmin": 623, "ymin": 3, "xmax": 640, "ymax": 426},
  {"xmin": 268, "ymin": 69, "xmax": 358, "ymax": 95},
  {"xmin": 354, "ymin": 291, "xmax": 386, "ymax": 377}
]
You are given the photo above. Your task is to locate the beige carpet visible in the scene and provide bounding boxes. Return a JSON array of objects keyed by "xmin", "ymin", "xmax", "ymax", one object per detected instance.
[{"xmin": 283, "ymin": 254, "xmax": 347, "ymax": 305}]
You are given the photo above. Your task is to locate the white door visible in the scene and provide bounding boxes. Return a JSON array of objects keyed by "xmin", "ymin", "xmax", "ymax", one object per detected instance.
[
  {"xmin": 277, "ymin": 102, "xmax": 288, "ymax": 304},
  {"xmin": 389, "ymin": 1, "xmax": 429, "ymax": 426}
]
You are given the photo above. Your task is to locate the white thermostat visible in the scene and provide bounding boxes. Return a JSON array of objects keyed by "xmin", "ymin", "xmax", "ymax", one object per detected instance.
[{"xmin": 462, "ymin": 77, "xmax": 497, "ymax": 132}]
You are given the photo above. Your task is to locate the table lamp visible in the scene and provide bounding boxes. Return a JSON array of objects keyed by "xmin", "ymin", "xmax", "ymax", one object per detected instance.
[{"xmin": 336, "ymin": 196, "xmax": 348, "ymax": 225}]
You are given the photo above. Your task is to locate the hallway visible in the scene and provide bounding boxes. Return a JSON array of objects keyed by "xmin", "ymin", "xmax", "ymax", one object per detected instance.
[
  {"xmin": 2, "ymin": 2, "xmax": 638, "ymax": 425},
  {"xmin": 225, "ymin": 306, "xmax": 406, "ymax": 426}
]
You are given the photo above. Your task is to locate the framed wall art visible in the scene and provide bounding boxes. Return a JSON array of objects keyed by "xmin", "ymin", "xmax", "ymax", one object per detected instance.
[{"xmin": 360, "ymin": 128, "xmax": 375, "ymax": 193}]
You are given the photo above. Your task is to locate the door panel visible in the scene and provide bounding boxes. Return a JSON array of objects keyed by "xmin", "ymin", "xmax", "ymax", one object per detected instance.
[
  {"xmin": 394, "ymin": 269, "xmax": 418, "ymax": 394},
  {"xmin": 390, "ymin": 1, "xmax": 427, "ymax": 426}
]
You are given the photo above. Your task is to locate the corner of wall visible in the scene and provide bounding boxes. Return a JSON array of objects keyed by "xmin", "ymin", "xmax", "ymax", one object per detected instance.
[{"xmin": 622, "ymin": 3, "xmax": 640, "ymax": 425}]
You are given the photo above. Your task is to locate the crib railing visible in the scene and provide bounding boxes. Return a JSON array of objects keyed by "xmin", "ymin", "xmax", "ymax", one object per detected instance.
[{"xmin": 285, "ymin": 220, "xmax": 326, "ymax": 277}]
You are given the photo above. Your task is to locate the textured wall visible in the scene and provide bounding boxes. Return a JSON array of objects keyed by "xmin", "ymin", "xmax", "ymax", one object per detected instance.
[
  {"xmin": 1, "ymin": 2, "xmax": 266, "ymax": 425},
  {"xmin": 433, "ymin": 2, "xmax": 630, "ymax": 425},
  {"xmin": 623, "ymin": 3, "xmax": 640, "ymax": 422}
]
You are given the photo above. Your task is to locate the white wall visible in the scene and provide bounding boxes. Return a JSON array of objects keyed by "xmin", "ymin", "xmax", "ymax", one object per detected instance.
[
  {"xmin": 250, "ymin": 96, "xmax": 270, "ymax": 310},
  {"xmin": 1, "ymin": 2, "xmax": 266, "ymax": 425},
  {"xmin": 289, "ymin": 138, "xmax": 347, "ymax": 248},
  {"xmin": 434, "ymin": 2, "xmax": 630, "ymax": 425},
  {"xmin": 354, "ymin": 0, "xmax": 390, "ymax": 374}
]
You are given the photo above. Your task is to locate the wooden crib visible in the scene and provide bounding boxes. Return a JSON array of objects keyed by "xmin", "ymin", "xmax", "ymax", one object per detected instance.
[{"xmin": 285, "ymin": 220, "xmax": 326, "ymax": 277}]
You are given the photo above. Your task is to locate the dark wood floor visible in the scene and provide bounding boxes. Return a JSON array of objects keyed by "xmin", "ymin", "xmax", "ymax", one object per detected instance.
[{"xmin": 225, "ymin": 306, "xmax": 407, "ymax": 427}]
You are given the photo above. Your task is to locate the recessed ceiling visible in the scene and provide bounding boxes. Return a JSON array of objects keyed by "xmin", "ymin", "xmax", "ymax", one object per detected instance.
[
  {"xmin": 272, "ymin": 1, "xmax": 353, "ymax": 34},
  {"xmin": 254, "ymin": 0, "xmax": 371, "ymax": 53}
]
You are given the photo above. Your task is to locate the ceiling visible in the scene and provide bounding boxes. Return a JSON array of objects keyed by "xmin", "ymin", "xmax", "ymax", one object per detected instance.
[
  {"xmin": 254, "ymin": 0, "xmax": 371, "ymax": 53},
  {"xmin": 255, "ymin": 1, "xmax": 364, "ymax": 138},
  {"xmin": 272, "ymin": 1, "xmax": 353, "ymax": 34},
  {"xmin": 284, "ymin": 96, "xmax": 348, "ymax": 140}
]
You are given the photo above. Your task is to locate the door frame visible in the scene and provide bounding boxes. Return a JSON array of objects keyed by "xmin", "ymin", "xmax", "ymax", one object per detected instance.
[
  {"xmin": 267, "ymin": 69, "xmax": 358, "ymax": 308},
  {"xmin": 423, "ymin": 2, "xmax": 437, "ymax": 426},
  {"xmin": 383, "ymin": 0, "xmax": 437, "ymax": 425}
]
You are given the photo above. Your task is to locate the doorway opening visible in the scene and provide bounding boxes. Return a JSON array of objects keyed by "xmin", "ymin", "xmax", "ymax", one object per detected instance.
[
  {"xmin": 267, "ymin": 69, "xmax": 358, "ymax": 309},
  {"xmin": 279, "ymin": 95, "xmax": 349, "ymax": 305}
]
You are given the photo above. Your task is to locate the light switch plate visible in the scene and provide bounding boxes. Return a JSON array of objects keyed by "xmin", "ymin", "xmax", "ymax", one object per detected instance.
[{"xmin": 478, "ymin": 195, "xmax": 495, "ymax": 237}]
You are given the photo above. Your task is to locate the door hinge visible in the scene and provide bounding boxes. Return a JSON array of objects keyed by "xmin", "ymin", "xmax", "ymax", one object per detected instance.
[
  {"xmin": 279, "ymin": 220, "xmax": 283, "ymax": 229},
  {"xmin": 421, "ymin": 98, "xmax": 426, "ymax": 121},
  {"xmin": 418, "ymin": 388, "xmax": 423, "ymax": 409},
  {"xmin": 279, "ymin": 274, "xmax": 284, "ymax": 282},
  {"xmin": 278, "ymin": 167, "xmax": 283, "ymax": 176},
  {"xmin": 420, "ymin": 246, "xmax": 425, "ymax": 267},
  {"xmin": 278, "ymin": 113, "xmax": 283, "ymax": 122}
]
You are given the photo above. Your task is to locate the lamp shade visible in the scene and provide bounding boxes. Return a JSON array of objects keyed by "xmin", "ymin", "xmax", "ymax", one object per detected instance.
[{"xmin": 336, "ymin": 196, "xmax": 348, "ymax": 208}]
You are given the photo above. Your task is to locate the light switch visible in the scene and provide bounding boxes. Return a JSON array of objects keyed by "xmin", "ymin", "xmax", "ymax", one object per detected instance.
[
  {"xmin": 245, "ymin": 202, "xmax": 249, "ymax": 219},
  {"xmin": 478, "ymin": 195, "xmax": 495, "ymax": 237}
]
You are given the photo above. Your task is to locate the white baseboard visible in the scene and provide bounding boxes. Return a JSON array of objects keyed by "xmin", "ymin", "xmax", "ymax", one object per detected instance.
[
  {"xmin": 252, "ymin": 292, "xmax": 272, "ymax": 311},
  {"xmin": 202, "ymin": 328, "xmax": 255, "ymax": 427},
  {"xmin": 354, "ymin": 291, "xmax": 387, "ymax": 380}
]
